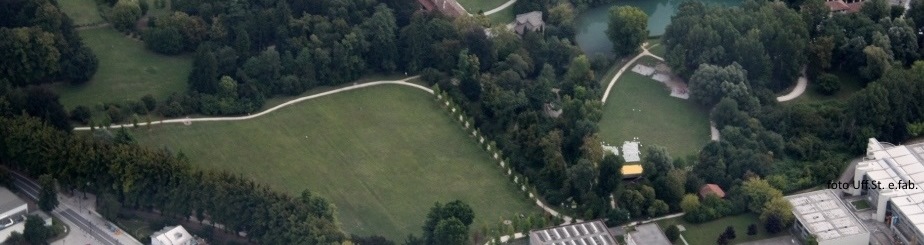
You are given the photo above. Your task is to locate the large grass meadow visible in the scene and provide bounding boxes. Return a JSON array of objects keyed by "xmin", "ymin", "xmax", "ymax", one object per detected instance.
[
  {"xmin": 132, "ymin": 85, "xmax": 537, "ymax": 239},
  {"xmin": 598, "ymin": 58, "xmax": 711, "ymax": 157},
  {"xmin": 54, "ymin": 27, "xmax": 191, "ymax": 108}
]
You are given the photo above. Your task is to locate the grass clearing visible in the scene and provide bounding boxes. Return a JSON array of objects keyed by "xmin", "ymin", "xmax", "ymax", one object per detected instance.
[
  {"xmin": 598, "ymin": 57, "xmax": 710, "ymax": 157},
  {"xmin": 648, "ymin": 44, "xmax": 666, "ymax": 58},
  {"xmin": 851, "ymin": 199, "xmax": 871, "ymax": 210},
  {"xmin": 789, "ymin": 71, "xmax": 864, "ymax": 104},
  {"xmin": 457, "ymin": 0, "xmax": 509, "ymax": 13},
  {"xmin": 488, "ymin": 6, "xmax": 515, "ymax": 24},
  {"xmin": 53, "ymin": 27, "xmax": 191, "ymax": 109},
  {"xmin": 656, "ymin": 213, "xmax": 782, "ymax": 245},
  {"xmin": 131, "ymin": 85, "xmax": 537, "ymax": 240},
  {"xmin": 58, "ymin": 0, "xmax": 105, "ymax": 26}
]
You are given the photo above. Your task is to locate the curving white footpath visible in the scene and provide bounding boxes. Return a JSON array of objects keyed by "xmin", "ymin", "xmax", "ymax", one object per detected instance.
[
  {"xmin": 776, "ymin": 75, "xmax": 808, "ymax": 102},
  {"xmin": 601, "ymin": 45, "xmax": 659, "ymax": 104},
  {"xmin": 74, "ymin": 77, "xmax": 428, "ymax": 131},
  {"xmin": 483, "ymin": 0, "xmax": 517, "ymax": 15}
]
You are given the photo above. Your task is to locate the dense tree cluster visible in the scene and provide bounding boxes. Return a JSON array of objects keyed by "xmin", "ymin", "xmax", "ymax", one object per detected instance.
[
  {"xmin": 0, "ymin": 116, "xmax": 345, "ymax": 244},
  {"xmin": 132, "ymin": 0, "xmax": 417, "ymax": 116},
  {"xmin": 412, "ymin": 8, "xmax": 613, "ymax": 219},
  {"xmin": 404, "ymin": 201, "xmax": 476, "ymax": 245},
  {"xmin": 664, "ymin": 0, "xmax": 809, "ymax": 91},
  {"xmin": 606, "ymin": 6, "xmax": 647, "ymax": 56},
  {"xmin": 0, "ymin": 0, "xmax": 99, "ymax": 85}
]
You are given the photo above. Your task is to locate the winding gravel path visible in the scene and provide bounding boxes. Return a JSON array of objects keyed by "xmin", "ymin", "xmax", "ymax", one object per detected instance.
[
  {"xmin": 776, "ymin": 75, "xmax": 808, "ymax": 102},
  {"xmin": 601, "ymin": 45, "xmax": 658, "ymax": 104},
  {"xmin": 74, "ymin": 77, "xmax": 427, "ymax": 131},
  {"xmin": 483, "ymin": 0, "xmax": 517, "ymax": 15}
]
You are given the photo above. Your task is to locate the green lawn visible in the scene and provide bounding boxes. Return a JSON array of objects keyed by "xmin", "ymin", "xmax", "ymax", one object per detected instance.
[
  {"xmin": 53, "ymin": 27, "xmax": 191, "ymax": 109},
  {"xmin": 488, "ymin": 6, "xmax": 515, "ymax": 24},
  {"xmin": 788, "ymin": 71, "xmax": 864, "ymax": 104},
  {"xmin": 648, "ymin": 44, "xmax": 666, "ymax": 58},
  {"xmin": 58, "ymin": 0, "xmax": 105, "ymax": 26},
  {"xmin": 598, "ymin": 58, "xmax": 710, "ymax": 157},
  {"xmin": 457, "ymin": 0, "xmax": 509, "ymax": 13},
  {"xmin": 131, "ymin": 85, "xmax": 537, "ymax": 240},
  {"xmin": 851, "ymin": 199, "xmax": 871, "ymax": 210},
  {"xmin": 656, "ymin": 213, "xmax": 783, "ymax": 245}
]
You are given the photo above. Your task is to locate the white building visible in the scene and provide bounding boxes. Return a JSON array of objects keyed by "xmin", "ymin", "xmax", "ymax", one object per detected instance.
[
  {"xmin": 785, "ymin": 189, "xmax": 870, "ymax": 245},
  {"xmin": 622, "ymin": 141, "xmax": 640, "ymax": 163},
  {"xmin": 528, "ymin": 220, "xmax": 617, "ymax": 245},
  {"xmin": 0, "ymin": 187, "xmax": 28, "ymax": 242},
  {"xmin": 845, "ymin": 138, "xmax": 924, "ymax": 244},
  {"xmin": 151, "ymin": 225, "xmax": 197, "ymax": 245}
]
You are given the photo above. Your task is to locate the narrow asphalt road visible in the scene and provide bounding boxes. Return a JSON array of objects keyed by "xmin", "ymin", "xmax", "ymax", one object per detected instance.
[{"xmin": 11, "ymin": 172, "xmax": 123, "ymax": 245}]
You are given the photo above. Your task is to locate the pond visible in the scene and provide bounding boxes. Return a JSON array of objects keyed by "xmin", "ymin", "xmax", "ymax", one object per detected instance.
[{"xmin": 575, "ymin": 0, "xmax": 739, "ymax": 56}]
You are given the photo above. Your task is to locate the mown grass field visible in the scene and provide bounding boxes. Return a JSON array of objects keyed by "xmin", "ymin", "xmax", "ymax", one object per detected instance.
[
  {"xmin": 598, "ymin": 57, "xmax": 710, "ymax": 157},
  {"xmin": 131, "ymin": 85, "xmax": 537, "ymax": 240},
  {"xmin": 53, "ymin": 27, "xmax": 191, "ymax": 108},
  {"xmin": 58, "ymin": 0, "xmax": 105, "ymax": 26},
  {"xmin": 457, "ymin": 0, "xmax": 509, "ymax": 13},
  {"xmin": 656, "ymin": 213, "xmax": 783, "ymax": 245}
]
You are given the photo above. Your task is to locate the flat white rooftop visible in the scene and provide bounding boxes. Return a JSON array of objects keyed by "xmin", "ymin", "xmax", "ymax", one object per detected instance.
[
  {"xmin": 785, "ymin": 189, "xmax": 869, "ymax": 241},
  {"xmin": 529, "ymin": 220, "xmax": 616, "ymax": 245},
  {"xmin": 857, "ymin": 139, "xmax": 924, "ymax": 233},
  {"xmin": 622, "ymin": 141, "xmax": 640, "ymax": 162}
]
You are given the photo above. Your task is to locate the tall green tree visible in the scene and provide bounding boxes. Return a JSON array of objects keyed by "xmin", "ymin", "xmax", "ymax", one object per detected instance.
[
  {"xmin": 688, "ymin": 63, "xmax": 748, "ymax": 107},
  {"xmin": 0, "ymin": 27, "xmax": 60, "ymax": 86},
  {"xmin": 861, "ymin": 0, "xmax": 890, "ymax": 21},
  {"xmin": 606, "ymin": 6, "xmax": 648, "ymax": 56},
  {"xmin": 363, "ymin": 4, "xmax": 399, "ymax": 72},
  {"xmin": 110, "ymin": 0, "xmax": 142, "ymax": 32},
  {"xmin": 23, "ymin": 215, "xmax": 50, "ymax": 244},
  {"xmin": 38, "ymin": 174, "xmax": 58, "ymax": 212},
  {"xmin": 455, "ymin": 50, "xmax": 482, "ymax": 101}
]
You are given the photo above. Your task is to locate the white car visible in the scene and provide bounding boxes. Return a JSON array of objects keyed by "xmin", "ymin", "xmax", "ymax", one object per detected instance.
[{"xmin": 0, "ymin": 218, "xmax": 14, "ymax": 229}]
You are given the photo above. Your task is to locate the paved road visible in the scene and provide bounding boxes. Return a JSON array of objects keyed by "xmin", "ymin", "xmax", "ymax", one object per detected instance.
[
  {"xmin": 58, "ymin": 208, "xmax": 120, "ymax": 245},
  {"xmin": 11, "ymin": 172, "xmax": 126, "ymax": 245},
  {"xmin": 75, "ymin": 77, "xmax": 427, "ymax": 131}
]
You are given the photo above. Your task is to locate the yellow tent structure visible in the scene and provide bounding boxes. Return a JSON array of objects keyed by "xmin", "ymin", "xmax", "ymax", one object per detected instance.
[{"xmin": 621, "ymin": 164, "xmax": 643, "ymax": 178}]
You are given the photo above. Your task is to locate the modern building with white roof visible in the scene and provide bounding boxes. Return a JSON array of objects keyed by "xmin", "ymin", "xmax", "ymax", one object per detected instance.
[
  {"xmin": 151, "ymin": 225, "xmax": 197, "ymax": 245},
  {"xmin": 528, "ymin": 220, "xmax": 617, "ymax": 245},
  {"xmin": 621, "ymin": 141, "xmax": 640, "ymax": 163},
  {"xmin": 785, "ymin": 189, "xmax": 869, "ymax": 245},
  {"xmin": 844, "ymin": 138, "xmax": 924, "ymax": 244},
  {"xmin": 0, "ymin": 187, "xmax": 28, "ymax": 243}
]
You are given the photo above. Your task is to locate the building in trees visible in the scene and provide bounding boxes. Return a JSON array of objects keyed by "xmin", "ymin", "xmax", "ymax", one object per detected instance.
[
  {"xmin": 824, "ymin": 0, "xmax": 866, "ymax": 14},
  {"xmin": 785, "ymin": 189, "xmax": 869, "ymax": 245},
  {"xmin": 513, "ymin": 11, "xmax": 545, "ymax": 35},
  {"xmin": 528, "ymin": 220, "xmax": 617, "ymax": 245},
  {"xmin": 151, "ymin": 225, "xmax": 199, "ymax": 245},
  {"xmin": 846, "ymin": 138, "xmax": 924, "ymax": 244},
  {"xmin": 418, "ymin": 0, "xmax": 467, "ymax": 17},
  {"xmin": 0, "ymin": 187, "xmax": 28, "ymax": 241},
  {"xmin": 699, "ymin": 183, "xmax": 726, "ymax": 199}
]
